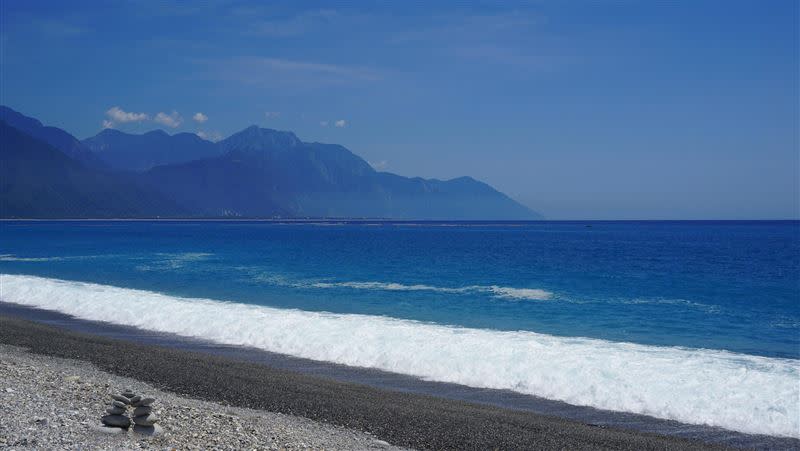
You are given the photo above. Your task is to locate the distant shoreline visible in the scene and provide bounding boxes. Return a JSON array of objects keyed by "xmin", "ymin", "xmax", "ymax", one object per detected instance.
[{"xmin": 1, "ymin": 218, "xmax": 798, "ymax": 222}]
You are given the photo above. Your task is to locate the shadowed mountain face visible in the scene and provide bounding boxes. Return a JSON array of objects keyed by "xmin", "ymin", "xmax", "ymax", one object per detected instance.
[
  {"xmin": 0, "ymin": 121, "xmax": 181, "ymax": 218},
  {"xmin": 0, "ymin": 106, "xmax": 105, "ymax": 168},
  {"xmin": 145, "ymin": 126, "xmax": 541, "ymax": 219},
  {"xmin": 1, "ymin": 106, "xmax": 541, "ymax": 219},
  {"xmin": 83, "ymin": 129, "xmax": 222, "ymax": 172}
]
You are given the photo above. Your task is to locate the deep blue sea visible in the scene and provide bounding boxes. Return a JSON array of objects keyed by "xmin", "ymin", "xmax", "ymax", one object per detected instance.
[{"xmin": 1, "ymin": 220, "xmax": 798, "ymax": 437}]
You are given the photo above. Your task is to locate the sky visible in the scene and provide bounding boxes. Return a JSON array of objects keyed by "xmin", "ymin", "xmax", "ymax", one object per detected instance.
[{"xmin": 1, "ymin": 0, "xmax": 797, "ymax": 219}]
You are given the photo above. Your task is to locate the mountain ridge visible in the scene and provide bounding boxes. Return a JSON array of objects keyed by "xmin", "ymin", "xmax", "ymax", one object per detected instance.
[
  {"xmin": 0, "ymin": 106, "xmax": 105, "ymax": 168},
  {"xmin": 0, "ymin": 120, "xmax": 183, "ymax": 218},
  {"xmin": 1, "ymin": 106, "xmax": 542, "ymax": 219},
  {"xmin": 83, "ymin": 126, "xmax": 222, "ymax": 172},
  {"xmin": 143, "ymin": 125, "xmax": 540, "ymax": 219}
]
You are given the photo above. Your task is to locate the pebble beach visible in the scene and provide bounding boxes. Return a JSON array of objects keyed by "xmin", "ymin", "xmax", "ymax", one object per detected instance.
[{"xmin": 0, "ymin": 343, "xmax": 402, "ymax": 450}]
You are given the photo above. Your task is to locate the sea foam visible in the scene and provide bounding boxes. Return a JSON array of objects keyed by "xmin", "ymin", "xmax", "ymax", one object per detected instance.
[
  {"xmin": 1, "ymin": 274, "xmax": 797, "ymax": 437},
  {"xmin": 292, "ymin": 279, "xmax": 552, "ymax": 301}
]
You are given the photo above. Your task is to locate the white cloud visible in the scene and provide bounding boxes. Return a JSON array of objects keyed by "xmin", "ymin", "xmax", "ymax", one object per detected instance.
[
  {"xmin": 102, "ymin": 120, "xmax": 114, "ymax": 129},
  {"xmin": 334, "ymin": 119, "xmax": 346, "ymax": 128},
  {"xmin": 370, "ymin": 160, "xmax": 389, "ymax": 171},
  {"xmin": 265, "ymin": 111, "xmax": 280, "ymax": 119},
  {"xmin": 154, "ymin": 111, "xmax": 183, "ymax": 128},
  {"xmin": 196, "ymin": 130, "xmax": 223, "ymax": 142},
  {"xmin": 320, "ymin": 121, "xmax": 329, "ymax": 127},
  {"xmin": 106, "ymin": 106, "xmax": 148, "ymax": 123},
  {"xmin": 192, "ymin": 112, "xmax": 208, "ymax": 123}
]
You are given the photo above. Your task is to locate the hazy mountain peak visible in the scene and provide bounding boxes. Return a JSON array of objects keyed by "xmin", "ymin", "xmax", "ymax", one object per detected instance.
[{"xmin": 219, "ymin": 125, "xmax": 301, "ymax": 154}]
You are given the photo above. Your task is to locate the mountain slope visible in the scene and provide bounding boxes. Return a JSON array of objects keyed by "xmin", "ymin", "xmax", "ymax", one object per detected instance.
[
  {"xmin": 0, "ymin": 121, "xmax": 182, "ymax": 218},
  {"xmin": 83, "ymin": 128, "xmax": 222, "ymax": 172},
  {"xmin": 0, "ymin": 106, "xmax": 104, "ymax": 168},
  {"xmin": 144, "ymin": 126, "xmax": 540, "ymax": 219}
]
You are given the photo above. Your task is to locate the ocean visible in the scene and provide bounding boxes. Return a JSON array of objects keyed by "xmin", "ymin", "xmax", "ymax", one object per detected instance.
[{"xmin": 1, "ymin": 220, "xmax": 798, "ymax": 438}]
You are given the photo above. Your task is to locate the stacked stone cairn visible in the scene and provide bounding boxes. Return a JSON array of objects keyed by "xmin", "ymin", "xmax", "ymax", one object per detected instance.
[{"xmin": 101, "ymin": 388, "xmax": 160, "ymax": 434}]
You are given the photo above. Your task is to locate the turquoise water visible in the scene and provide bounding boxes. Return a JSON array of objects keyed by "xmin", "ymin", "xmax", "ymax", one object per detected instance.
[
  {"xmin": 1, "ymin": 220, "xmax": 797, "ymax": 357},
  {"xmin": 1, "ymin": 220, "xmax": 798, "ymax": 436}
]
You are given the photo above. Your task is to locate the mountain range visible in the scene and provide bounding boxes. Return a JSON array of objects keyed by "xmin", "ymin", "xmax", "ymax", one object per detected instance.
[{"xmin": 0, "ymin": 106, "xmax": 542, "ymax": 219}]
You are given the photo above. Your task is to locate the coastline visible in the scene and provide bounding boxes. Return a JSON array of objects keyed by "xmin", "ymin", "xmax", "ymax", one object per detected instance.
[{"xmin": 0, "ymin": 313, "xmax": 780, "ymax": 451}]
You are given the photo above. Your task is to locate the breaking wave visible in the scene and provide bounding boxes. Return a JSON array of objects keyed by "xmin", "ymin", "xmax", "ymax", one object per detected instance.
[{"xmin": 1, "ymin": 274, "xmax": 797, "ymax": 437}]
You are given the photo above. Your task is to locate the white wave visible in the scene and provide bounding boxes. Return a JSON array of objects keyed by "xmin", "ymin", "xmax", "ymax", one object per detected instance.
[
  {"xmin": 310, "ymin": 281, "xmax": 464, "ymax": 293},
  {"xmin": 136, "ymin": 252, "xmax": 213, "ymax": 271},
  {"xmin": 1, "ymin": 274, "xmax": 797, "ymax": 438},
  {"xmin": 486, "ymin": 286, "xmax": 553, "ymax": 300},
  {"xmin": 0, "ymin": 254, "xmax": 65, "ymax": 262},
  {"xmin": 289, "ymin": 278, "xmax": 553, "ymax": 301},
  {"xmin": 619, "ymin": 298, "xmax": 722, "ymax": 314}
]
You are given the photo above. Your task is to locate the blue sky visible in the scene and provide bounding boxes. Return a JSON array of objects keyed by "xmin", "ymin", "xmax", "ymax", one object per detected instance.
[{"xmin": 1, "ymin": 0, "xmax": 797, "ymax": 219}]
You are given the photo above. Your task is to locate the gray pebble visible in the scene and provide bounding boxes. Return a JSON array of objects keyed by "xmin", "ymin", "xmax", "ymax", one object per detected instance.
[
  {"xmin": 132, "ymin": 413, "xmax": 158, "ymax": 426},
  {"xmin": 133, "ymin": 406, "xmax": 152, "ymax": 416},
  {"xmin": 101, "ymin": 414, "xmax": 131, "ymax": 428},
  {"xmin": 110, "ymin": 394, "xmax": 130, "ymax": 404},
  {"xmin": 133, "ymin": 424, "xmax": 163, "ymax": 436},
  {"xmin": 111, "ymin": 400, "xmax": 126, "ymax": 408},
  {"xmin": 91, "ymin": 425, "xmax": 127, "ymax": 435},
  {"xmin": 133, "ymin": 397, "xmax": 155, "ymax": 407},
  {"xmin": 106, "ymin": 406, "xmax": 126, "ymax": 415}
]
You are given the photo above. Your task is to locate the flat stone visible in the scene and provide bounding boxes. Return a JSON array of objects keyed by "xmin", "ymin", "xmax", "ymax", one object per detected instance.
[
  {"xmin": 106, "ymin": 406, "xmax": 126, "ymax": 415},
  {"xmin": 132, "ymin": 413, "xmax": 158, "ymax": 426},
  {"xmin": 133, "ymin": 424, "xmax": 163, "ymax": 436},
  {"xmin": 133, "ymin": 406, "xmax": 152, "ymax": 416},
  {"xmin": 111, "ymin": 394, "xmax": 130, "ymax": 404},
  {"xmin": 128, "ymin": 395, "xmax": 142, "ymax": 404},
  {"xmin": 111, "ymin": 400, "xmax": 127, "ymax": 409},
  {"xmin": 121, "ymin": 390, "xmax": 136, "ymax": 398},
  {"xmin": 101, "ymin": 414, "xmax": 131, "ymax": 428},
  {"xmin": 133, "ymin": 397, "xmax": 155, "ymax": 407}
]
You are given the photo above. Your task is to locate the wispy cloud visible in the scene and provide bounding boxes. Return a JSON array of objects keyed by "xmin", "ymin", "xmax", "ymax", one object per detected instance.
[
  {"xmin": 265, "ymin": 111, "xmax": 280, "ymax": 119},
  {"xmin": 334, "ymin": 119, "xmax": 347, "ymax": 128},
  {"xmin": 387, "ymin": 10, "xmax": 565, "ymax": 71},
  {"xmin": 195, "ymin": 56, "xmax": 382, "ymax": 88},
  {"xmin": 320, "ymin": 121, "xmax": 329, "ymax": 127},
  {"xmin": 192, "ymin": 112, "xmax": 208, "ymax": 123},
  {"xmin": 154, "ymin": 111, "xmax": 183, "ymax": 128},
  {"xmin": 102, "ymin": 120, "xmax": 114, "ymax": 129},
  {"xmin": 248, "ymin": 9, "xmax": 340, "ymax": 37},
  {"xmin": 255, "ymin": 57, "xmax": 380, "ymax": 81},
  {"xmin": 390, "ymin": 11, "xmax": 543, "ymax": 44},
  {"xmin": 106, "ymin": 106, "xmax": 148, "ymax": 123},
  {"xmin": 453, "ymin": 44, "xmax": 571, "ymax": 71}
]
